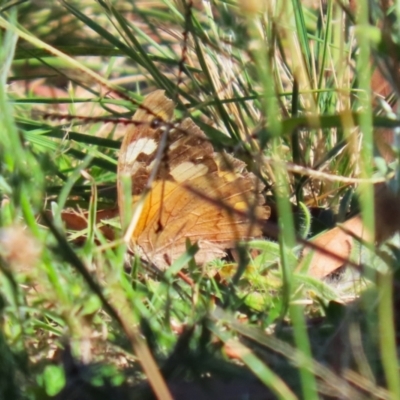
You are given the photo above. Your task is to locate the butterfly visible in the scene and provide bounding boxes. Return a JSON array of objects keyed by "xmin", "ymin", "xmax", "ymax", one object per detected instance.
[{"xmin": 117, "ymin": 90, "xmax": 270, "ymax": 269}]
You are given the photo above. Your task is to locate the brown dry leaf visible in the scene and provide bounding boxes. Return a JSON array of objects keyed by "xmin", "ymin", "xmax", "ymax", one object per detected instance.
[
  {"xmin": 299, "ymin": 216, "xmax": 369, "ymax": 279},
  {"xmin": 47, "ymin": 208, "xmax": 118, "ymax": 242},
  {"xmin": 301, "ymin": 184, "xmax": 400, "ymax": 278}
]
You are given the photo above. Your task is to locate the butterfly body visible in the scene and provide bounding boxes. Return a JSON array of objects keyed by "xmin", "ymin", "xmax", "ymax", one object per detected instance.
[{"xmin": 118, "ymin": 90, "xmax": 269, "ymax": 268}]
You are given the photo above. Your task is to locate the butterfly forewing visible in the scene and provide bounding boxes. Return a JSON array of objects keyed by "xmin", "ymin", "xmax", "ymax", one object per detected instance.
[{"xmin": 117, "ymin": 90, "xmax": 269, "ymax": 269}]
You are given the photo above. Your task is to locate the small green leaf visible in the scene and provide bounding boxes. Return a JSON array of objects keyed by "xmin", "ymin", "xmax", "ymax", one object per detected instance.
[{"xmin": 42, "ymin": 365, "xmax": 66, "ymax": 396}]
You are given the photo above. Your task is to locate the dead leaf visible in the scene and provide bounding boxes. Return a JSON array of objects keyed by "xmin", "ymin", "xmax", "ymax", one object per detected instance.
[
  {"xmin": 299, "ymin": 216, "xmax": 370, "ymax": 279},
  {"xmin": 45, "ymin": 208, "xmax": 118, "ymax": 242}
]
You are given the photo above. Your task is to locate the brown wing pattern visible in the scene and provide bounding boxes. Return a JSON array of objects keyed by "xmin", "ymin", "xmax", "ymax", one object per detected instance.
[{"xmin": 117, "ymin": 90, "xmax": 269, "ymax": 268}]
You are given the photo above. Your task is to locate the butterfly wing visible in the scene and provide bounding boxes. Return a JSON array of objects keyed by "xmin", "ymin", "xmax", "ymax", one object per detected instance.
[
  {"xmin": 118, "ymin": 90, "xmax": 175, "ymax": 197},
  {"xmin": 118, "ymin": 91, "xmax": 269, "ymax": 268},
  {"xmin": 135, "ymin": 173, "xmax": 267, "ymax": 267}
]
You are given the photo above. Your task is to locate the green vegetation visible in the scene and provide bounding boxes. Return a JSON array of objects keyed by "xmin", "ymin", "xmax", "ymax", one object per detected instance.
[{"xmin": 1, "ymin": 1, "xmax": 400, "ymax": 399}]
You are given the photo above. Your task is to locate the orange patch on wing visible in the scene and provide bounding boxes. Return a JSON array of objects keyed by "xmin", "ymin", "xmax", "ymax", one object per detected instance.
[{"xmin": 117, "ymin": 90, "xmax": 269, "ymax": 269}]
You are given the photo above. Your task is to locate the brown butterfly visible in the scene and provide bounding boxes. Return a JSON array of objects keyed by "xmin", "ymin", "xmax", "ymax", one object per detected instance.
[{"xmin": 117, "ymin": 90, "xmax": 270, "ymax": 268}]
